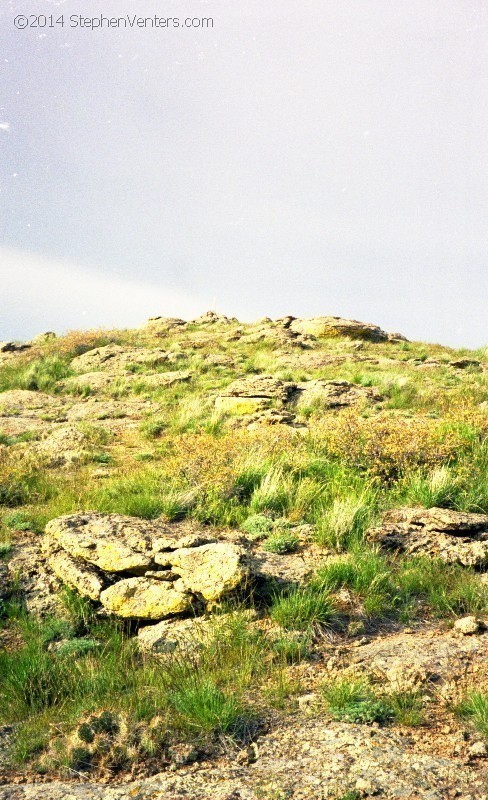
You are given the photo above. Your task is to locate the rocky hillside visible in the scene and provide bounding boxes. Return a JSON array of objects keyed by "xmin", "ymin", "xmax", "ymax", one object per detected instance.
[{"xmin": 0, "ymin": 312, "xmax": 487, "ymax": 799}]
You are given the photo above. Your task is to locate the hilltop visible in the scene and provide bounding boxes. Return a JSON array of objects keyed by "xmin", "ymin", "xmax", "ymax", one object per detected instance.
[{"xmin": 0, "ymin": 312, "xmax": 487, "ymax": 800}]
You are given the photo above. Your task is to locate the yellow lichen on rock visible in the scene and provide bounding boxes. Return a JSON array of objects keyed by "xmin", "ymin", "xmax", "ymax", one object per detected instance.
[{"xmin": 99, "ymin": 577, "xmax": 192, "ymax": 619}]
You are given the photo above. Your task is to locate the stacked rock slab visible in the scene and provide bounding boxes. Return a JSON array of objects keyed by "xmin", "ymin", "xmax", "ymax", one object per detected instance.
[
  {"xmin": 215, "ymin": 375, "xmax": 296, "ymax": 415},
  {"xmin": 367, "ymin": 507, "xmax": 488, "ymax": 568},
  {"xmin": 45, "ymin": 513, "xmax": 249, "ymax": 620}
]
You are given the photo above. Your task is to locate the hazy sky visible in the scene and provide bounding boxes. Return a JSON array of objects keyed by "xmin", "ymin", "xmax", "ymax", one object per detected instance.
[{"xmin": 1, "ymin": 0, "xmax": 487, "ymax": 346}]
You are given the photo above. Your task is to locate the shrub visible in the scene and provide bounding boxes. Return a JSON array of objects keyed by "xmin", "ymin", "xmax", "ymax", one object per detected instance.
[
  {"xmin": 263, "ymin": 531, "xmax": 299, "ymax": 554},
  {"xmin": 241, "ymin": 513, "xmax": 273, "ymax": 539}
]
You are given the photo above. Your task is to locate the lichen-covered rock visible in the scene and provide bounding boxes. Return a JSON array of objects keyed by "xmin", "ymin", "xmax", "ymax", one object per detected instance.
[
  {"xmin": 167, "ymin": 542, "xmax": 249, "ymax": 602},
  {"xmin": 291, "ymin": 380, "xmax": 382, "ymax": 409},
  {"xmin": 289, "ymin": 316, "xmax": 390, "ymax": 341},
  {"xmin": 45, "ymin": 513, "xmax": 157, "ymax": 574},
  {"xmin": 343, "ymin": 627, "xmax": 488, "ymax": 698},
  {"xmin": 368, "ymin": 507, "xmax": 488, "ymax": 568},
  {"xmin": 215, "ymin": 395, "xmax": 271, "ymax": 414},
  {"xmin": 47, "ymin": 548, "xmax": 105, "ymax": 601},
  {"xmin": 137, "ymin": 617, "xmax": 209, "ymax": 654},
  {"xmin": 453, "ymin": 615, "xmax": 483, "ymax": 635},
  {"xmin": 99, "ymin": 577, "xmax": 192, "ymax": 619},
  {"xmin": 66, "ymin": 397, "xmax": 157, "ymax": 421}
]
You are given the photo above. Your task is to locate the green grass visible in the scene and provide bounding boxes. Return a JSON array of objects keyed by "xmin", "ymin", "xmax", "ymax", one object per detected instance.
[
  {"xmin": 270, "ymin": 585, "xmax": 334, "ymax": 631},
  {"xmin": 321, "ymin": 679, "xmax": 423, "ymax": 726},
  {"xmin": 0, "ymin": 355, "xmax": 72, "ymax": 393},
  {"xmin": 0, "ymin": 609, "xmax": 270, "ymax": 771},
  {"xmin": 322, "ymin": 679, "xmax": 392, "ymax": 724},
  {"xmin": 456, "ymin": 692, "xmax": 488, "ymax": 738},
  {"xmin": 314, "ymin": 548, "xmax": 487, "ymax": 621},
  {"xmin": 169, "ymin": 679, "xmax": 246, "ymax": 735}
]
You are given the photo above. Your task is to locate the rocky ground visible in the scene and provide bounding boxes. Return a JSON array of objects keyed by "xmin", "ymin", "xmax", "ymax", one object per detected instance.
[{"xmin": 0, "ymin": 312, "xmax": 487, "ymax": 799}]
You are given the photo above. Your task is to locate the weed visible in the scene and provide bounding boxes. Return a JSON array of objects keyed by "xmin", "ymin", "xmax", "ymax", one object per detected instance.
[{"xmin": 322, "ymin": 679, "xmax": 392, "ymax": 724}]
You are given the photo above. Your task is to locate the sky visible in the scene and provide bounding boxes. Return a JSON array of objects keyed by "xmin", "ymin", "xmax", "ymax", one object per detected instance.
[{"xmin": 0, "ymin": 0, "xmax": 487, "ymax": 347}]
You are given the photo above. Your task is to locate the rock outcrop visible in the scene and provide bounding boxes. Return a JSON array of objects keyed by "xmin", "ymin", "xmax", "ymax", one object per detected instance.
[
  {"xmin": 215, "ymin": 375, "xmax": 295, "ymax": 415},
  {"xmin": 289, "ymin": 316, "xmax": 391, "ymax": 342},
  {"xmin": 368, "ymin": 507, "xmax": 488, "ymax": 568},
  {"xmin": 291, "ymin": 379, "xmax": 382, "ymax": 409},
  {"xmin": 44, "ymin": 513, "xmax": 250, "ymax": 619}
]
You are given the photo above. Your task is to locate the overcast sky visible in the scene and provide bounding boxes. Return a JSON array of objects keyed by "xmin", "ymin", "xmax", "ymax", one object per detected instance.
[{"xmin": 1, "ymin": 0, "xmax": 487, "ymax": 346}]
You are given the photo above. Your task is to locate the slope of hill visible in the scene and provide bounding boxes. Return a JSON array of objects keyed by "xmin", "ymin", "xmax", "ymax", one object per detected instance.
[{"xmin": 0, "ymin": 312, "xmax": 487, "ymax": 799}]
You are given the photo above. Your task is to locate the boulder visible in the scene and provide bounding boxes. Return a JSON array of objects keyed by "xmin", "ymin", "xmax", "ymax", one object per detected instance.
[
  {"xmin": 100, "ymin": 577, "xmax": 192, "ymax": 620},
  {"xmin": 63, "ymin": 370, "xmax": 190, "ymax": 394},
  {"xmin": 137, "ymin": 609, "xmax": 258, "ymax": 654},
  {"xmin": 137, "ymin": 617, "xmax": 210, "ymax": 654},
  {"xmin": 368, "ymin": 507, "xmax": 488, "ymax": 568},
  {"xmin": 191, "ymin": 311, "xmax": 235, "ymax": 325},
  {"xmin": 450, "ymin": 359, "xmax": 481, "ymax": 370},
  {"xmin": 165, "ymin": 542, "xmax": 249, "ymax": 602},
  {"xmin": 43, "ymin": 514, "xmax": 251, "ymax": 619},
  {"xmin": 145, "ymin": 316, "xmax": 187, "ymax": 333},
  {"xmin": 289, "ymin": 316, "xmax": 390, "ymax": 342},
  {"xmin": 453, "ymin": 616, "xmax": 484, "ymax": 636}
]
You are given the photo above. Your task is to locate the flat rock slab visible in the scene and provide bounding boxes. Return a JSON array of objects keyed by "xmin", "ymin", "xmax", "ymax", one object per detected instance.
[
  {"xmin": 289, "ymin": 315, "xmax": 391, "ymax": 341},
  {"xmin": 45, "ymin": 513, "xmax": 159, "ymax": 574},
  {"xmin": 66, "ymin": 398, "xmax": 157, "ymax": 421},
  {"xmin": 46, "ymin": 547, "xmax": 106, "ymax": 601},
  {"xmin": 33, "ymin": 425, "xmax": 94, "ymax": 467},
  {"xmin": 1, "ymin": 717, "xmax": 486, "ymax": 799},
  {"xmin": 368, "ymin": 507, "xmax": 488, "ymax": 568},
  {"xmin": 70, "ymin": 344, "xmax": 172, "ymax": 373},
  {"xmin": 0, "ymin": 390, "xmax": 67, "ymax": 419},
  {"xmin": 344, "ymin": 627, "xmax": 488, "ymax": 697},
  {"xmin": 63, "ymin": 370, "xmax": 190, "ymax": 394}
]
